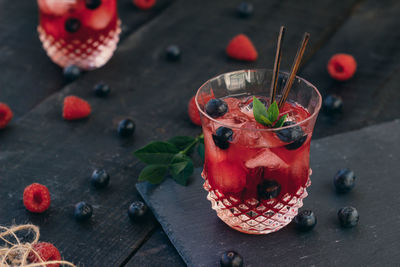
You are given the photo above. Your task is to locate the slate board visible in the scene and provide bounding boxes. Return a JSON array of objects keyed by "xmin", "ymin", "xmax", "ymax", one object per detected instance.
[{"xmin": 137, "ymin": 119, "xmax": 400, "ymax": 267}]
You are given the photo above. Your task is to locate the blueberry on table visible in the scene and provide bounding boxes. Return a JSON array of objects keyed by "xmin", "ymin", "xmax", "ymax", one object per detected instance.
[
  {"xmin": 128, "ymin": 201, "xmax": 147, "ymax": 220},
  {"xmin": 333, "ymin": 168, "xmax": 356, "ymax": 193},
  {"xmin": 338, "ymin": 206, "xmax": 359, "ymax": 228},
  {"xmin": 94, "ymin": 83, "xmax": 111, "ymax": 97},
  {"xmin": 85, "ymin": 0, "xmax": 102, "ymax": 10},
  {"xmin": 91, "ymin": 169, "xmax": 110, "ymax": 189},
  {"xmin": 323, "ymin": 94, "xmax": 343, "ymax": 114},
  {"xmin": 165, "ymin": 45, "xmax": 181, "ymax": 61},
  {"xmin": 257, "ymin": 180, "xmax": 281, "ymax": 200},
  {"xmin": 294, "ymin": 210, "xmax": 317, "ymax": 231},
  {"xmin": 276, "ymin": 121, "xmax": 307, "ymax": 150},
  {"xmin": 74, "ymin": 201, "xmax": 93, "ymax": 221},
  {"xmin": 220, "ymin": 251, "xmax": 243, "ymax": 267},
  {"xmin": 118, "ymin": 119, "xmax": 136, "ymax": 137},
  {"xmin": 212, "ymin": 127, "xmax": 233, "ymax": 149},
  {"xmin": 205, "ymin": 99, "xmax": 228, "ymax": 118},
  {"xmin": 65, "ymin": 18, "xmax": 81, "ymax": 33},
  {"xmin": 236, "ymin": 2, "xmax": 254, "ymax": 18},
  {"xmin": 63, "ymin": 65, "xmax": 81, "ymax": 82}
]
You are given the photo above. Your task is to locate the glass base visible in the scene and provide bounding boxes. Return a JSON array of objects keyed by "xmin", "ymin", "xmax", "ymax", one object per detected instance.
[
  {"xmin": 38, "ymin": 20, "xmax": 121, "ymax": 70},
  {"xmin": 203, "ymin": 170, "xmax": 312, "ymax": 235}
]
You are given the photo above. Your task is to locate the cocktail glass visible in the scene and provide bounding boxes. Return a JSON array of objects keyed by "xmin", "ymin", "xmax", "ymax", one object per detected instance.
[
  {"xmin": 37, "ymin": 0, "xmax": 121, "ymax": 70},
  {"xmin": 196, "ymin": 69, "xmax": 321, "ymax": 234}
]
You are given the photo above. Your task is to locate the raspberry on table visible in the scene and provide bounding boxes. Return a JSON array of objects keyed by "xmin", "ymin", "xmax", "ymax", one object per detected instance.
[
  {"xmin": 63, "ymin": 95, "xmax": 91, "ymax": 120},
  {"xmin": 28, "ymin": 242, "xmax": 61, "ymax": 267},
  {"xmin": 133, "ymin": 0, "xmax": 156, "ymax": 10},
  {"xmin": 0, "ymin": 102, "xmax": 13, "ymax": 129},
  {"xmin": 23, "ymin": 183, "xmax": 51, "ymax": 213},
  {"xmin": 226, "ymin": 34, "xmax": 258, "ymax": 62},
  {"xmin": 188, "ymin": 96, "xmax": 201, "ymax": 126},
  {"xmin": 327, "ymin": 53, "xmax": 357, "ymax": 81}
]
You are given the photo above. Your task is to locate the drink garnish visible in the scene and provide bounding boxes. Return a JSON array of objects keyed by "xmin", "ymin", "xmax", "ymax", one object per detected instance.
[
  {"xmin": 278, "ymin": 32, "xmax": 310, "ymax": 108},
  {"xmin": 252, "ymin": 96, "xmax": 287, "ymax": 128},
  {"xmin": 134, "ymin": 134, "xmax": 204, "ymax": 185}
]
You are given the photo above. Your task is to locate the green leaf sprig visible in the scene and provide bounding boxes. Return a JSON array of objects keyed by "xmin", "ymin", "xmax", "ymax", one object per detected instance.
[
  {"xmin": 134, "ymin": 134, "xmax": 204, "ymax": 186},
  {"xmin": 252, "ymin": 96, "xmax": 287, "ymax": 128}
]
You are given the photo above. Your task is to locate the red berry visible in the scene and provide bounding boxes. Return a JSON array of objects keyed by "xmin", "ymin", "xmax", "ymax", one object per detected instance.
[
  {"xmin": 327, "ymin": 53, "xmax": 357, "ymax": 81},
  {"xmin": 0, "ymin": 102, "xmax": 13, "ymax": 129},
  {"xmin": 29, "ymin": 242, "xmax": 61, "ymax": 267},
  {"xmin": 63, "ymin": 96, "xmax": 91, "ymax": 120},
  {"xmin": 188, "ymin": 96, "xmax": 201, "ymax": 126},
  {"xmin": 133, "ymin": 0, "xmax": 156, "ymax": 10},
  {"xmin": 23, "ymin": 183, "xmax": 51, "ymax": 213},
  {"xmin": 208, "ymin": 160, "xmax": 246, "ymax": 194},
  {"xmin": 226, "ymin": 34, "xmax": 258, "ymax": 62}
]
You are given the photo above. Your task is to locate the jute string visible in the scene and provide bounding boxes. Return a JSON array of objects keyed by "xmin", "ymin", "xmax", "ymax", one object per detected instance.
[{"xmin": 0, "ymin": 224, "xmax": 76, "ymax": 267}]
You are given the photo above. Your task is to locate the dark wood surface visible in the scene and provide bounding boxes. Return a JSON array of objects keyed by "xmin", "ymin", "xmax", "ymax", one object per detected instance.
[
  {"xmin": 137, "ymin": 120, "xmax": 400, "ymax": 267},
  {"xmin": 0, "ymin": 0, "xmax": 399, "ymax": 266}
]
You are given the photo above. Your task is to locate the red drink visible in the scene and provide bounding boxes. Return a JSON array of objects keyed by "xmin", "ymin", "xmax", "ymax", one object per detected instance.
[
  {"xmin": 37, "ymin": 0, "xmax": 121, "ymax": 70},
  {"xmin": 196, "ymin": 70, "xmax": 321, "ymax": 234}
]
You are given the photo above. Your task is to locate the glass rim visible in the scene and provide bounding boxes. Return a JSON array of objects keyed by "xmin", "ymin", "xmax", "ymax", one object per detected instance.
[{"xmin": 195, "ymin": 68, "xmax": 322, "ymax": 132}]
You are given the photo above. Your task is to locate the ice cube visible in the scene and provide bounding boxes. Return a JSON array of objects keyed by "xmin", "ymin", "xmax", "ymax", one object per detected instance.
[
  {"xmin": 38, "ymin": 0, "xmax": 76, "ymax": 15},
  {"xmin": 245, "ymin": 148, "xmax": 289, "ymax": 169}
]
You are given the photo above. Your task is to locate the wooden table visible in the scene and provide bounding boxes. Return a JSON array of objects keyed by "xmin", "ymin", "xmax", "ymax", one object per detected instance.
[{"xmin": 0, "ymin": 0, "xmax": 399, "ymax": 266}]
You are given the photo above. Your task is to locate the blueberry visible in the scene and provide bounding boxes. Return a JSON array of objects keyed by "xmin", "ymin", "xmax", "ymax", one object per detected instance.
[
  {"xmin": 236, "ymin": 2, "xmax": 254, "ymax": 18},
  {"xmin": 294, "ymin": 210, "xmax": 317, "ymax": 231},
  {"xmin": 91, "ymin": 169, "xmax": 110, "ymax": 189},
  {"xmin": 220, "ymin": 251, "xmax": 243, "ymax": 267},
  {"xmin": 85, "ymin": 0, "xmax": 102, "ymax": 9},
  {"xmin": 128, "ymin": 201, "xmax": 147, "ymax": 220},
  {"xmin": 74, "ymin": 201, "xmax": 93, "ymax": 221},
  {"xmin": 63, "ymin": 65, "xmax": 81, "ymax": 82},
  {"xmin": 118, "ymin": 119, "xmax": 136, "ymax": 137},
  {"xmin": 333, "ymin": 169, "xmax": 356, "ymax": 193},
  {"xmin": 65, "ymin": 18, "xmax": 81, "ymax": 33},
  {"xmin": 212, "ymin": 127, "xmax": 233, "ymax": 150},
  {"xmin": 338, "ymin": 206, "xmax": 359, "ymax": 228},
  {"xmin": 276, "ymin": 121, "xmax": 307, "ymax": 150},
  {"xmin": 165, "ymin": 45, "xmax": 181, "ymax": 61},
  {"xmin": 94, "ymin": 83, "xmax": 111, "ymax": 97},
  {"xmin": 323, "ymin": 94, "xmax": 343, "ymax": 114},
  {"xmin": 257, "ymin": 180, "xmax": 281, "ymax": 200},
  {"xmin": 205, "ymin": 99, "xmax": 228, "ymax": 118}
]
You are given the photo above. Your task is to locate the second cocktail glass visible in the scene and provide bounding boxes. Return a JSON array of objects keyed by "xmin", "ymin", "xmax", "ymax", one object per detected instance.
[
  {"xmin": 37, "ymin": 0, "xmax": 121, "ymax": 70},
  {"xmin": 196, "ymin": 69, "xmax": 321, "ymax": 234}
]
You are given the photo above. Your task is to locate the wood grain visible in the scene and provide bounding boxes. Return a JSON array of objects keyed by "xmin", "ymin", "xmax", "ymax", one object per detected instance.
[
  {"xmin": 0, "ymin": 0, "xmax": 173, "ymax": 119},
  {"xmin": 0, "ymin": 0, "xmax": 377, "ymax": 265}
]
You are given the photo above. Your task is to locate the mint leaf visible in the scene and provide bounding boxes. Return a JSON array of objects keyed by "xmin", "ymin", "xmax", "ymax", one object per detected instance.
[
  {"xmin": 170, "ymin": 154, "xmax": 194, "ymax": 186},
  {"xmin": 274, "ymin": 114, "xmax": 287, "ymax": 128},
  {"xmin": 259, "ymin": 115, "xmax": 272, "ymax": 125},
  {"xmin": 253, "ymin": 96, "xmax": 270, "ymax": 126},
  {"xmin": 138, "ymin": 164, "xmax": 168, "ymax": 184},
  {"xmin": 267, "ymin": 101, "xmax": 279, "ymax": 122},
  {"xmin": 168, "ymin": 136, "xmax": 196, "ymax": 153},
  {"xmin": 134, "ymin": 141, "xmax": 179, "ymax": 164}
]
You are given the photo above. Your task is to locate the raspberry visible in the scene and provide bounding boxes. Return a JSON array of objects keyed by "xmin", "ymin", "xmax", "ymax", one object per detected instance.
[
  {"xmin": 188, "ymin": 96, "xmax": 201, "ymax": 126},
  {"xmin": 63, "ymin": 96, "xmax": 91, "ymax": 120},
  {"xmin": 23, "ymin": 183, "xmax": 51, "ymax": 213},
  {"xmin": 133, "ymin": 0, "xmax": 156, "ymax": 10},
  {"xmin": 226, "ymin": 34, "xmax": 258, "ymax": 62},
  {"xmin": 0, "ymin": 103, "xmax": 13, "ymax": 129},
  {"xmin": 28, "ymin": 242, "xmax": 61, "ymax": 267},
  {"xmin": 327, "ymin": 53, "xmax": 357, "ymax": 81}
]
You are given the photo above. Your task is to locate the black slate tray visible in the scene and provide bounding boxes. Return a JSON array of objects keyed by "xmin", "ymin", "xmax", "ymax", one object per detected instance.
[{"xmin": 137, "ymin": 120, "xmax": 400, "ymax": 267}]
